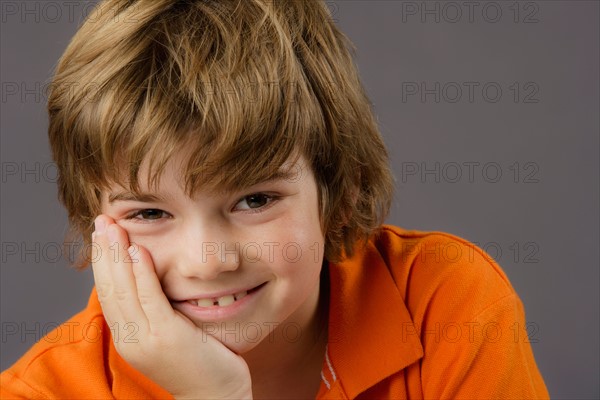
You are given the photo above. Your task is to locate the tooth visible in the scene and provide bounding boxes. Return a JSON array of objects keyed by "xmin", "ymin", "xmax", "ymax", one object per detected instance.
[
  {"xmin": 197, "ymin": 298, "xmax": 214, "ymax": 307},
  {"xmin": 217, "ymin": 295, "xmax": 235, "ymax": 307},
  {"xmin": 235, "ymin": 291, "xmax": 247, "ymax": 301}
]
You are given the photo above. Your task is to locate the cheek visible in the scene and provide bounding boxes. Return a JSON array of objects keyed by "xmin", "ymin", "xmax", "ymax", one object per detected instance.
[
  {"xmin": 128, "ymin": 235, "xmax": 169, "ymax": 275},
  {"xmin": 266, "ymin": 221, "xmax": 324, "ymax": 279}
]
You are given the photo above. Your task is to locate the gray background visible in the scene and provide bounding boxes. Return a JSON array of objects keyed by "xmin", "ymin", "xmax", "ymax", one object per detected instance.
[{"xmin": 1, "ymin": 1, "xmax": 598, "ymax": 398}]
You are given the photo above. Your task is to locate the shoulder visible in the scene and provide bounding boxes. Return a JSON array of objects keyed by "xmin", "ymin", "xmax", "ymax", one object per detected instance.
[
  {"xmin": 369, "ymin": 225, "xmax": 518, "ymax": 323},
  {"xmin": 324, "ymin": 225, "xmax": 549, "ymax": 399},
  {"xmin": 1, "ymin": 292, "xmax": 112, "ymax": 399},
  {"xmin": 1, "ymin": 289, "xmax": 173, "ymax": 399}
]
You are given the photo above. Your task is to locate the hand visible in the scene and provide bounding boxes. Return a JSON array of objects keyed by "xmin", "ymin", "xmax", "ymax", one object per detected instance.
[{"xmin": 91, "ymin": 215, "xmax": 253, "ymax": 399}]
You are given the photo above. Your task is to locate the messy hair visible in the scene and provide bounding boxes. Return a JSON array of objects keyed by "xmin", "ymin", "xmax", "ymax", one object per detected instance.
[{"xmin": 48, "ymin": 0, "xmax": 394, "ymax": 269}]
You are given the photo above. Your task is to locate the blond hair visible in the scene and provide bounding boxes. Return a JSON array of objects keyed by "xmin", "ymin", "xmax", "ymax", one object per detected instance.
[{"xmin": 48, "ymin": 0, "xmax": 394, "ymax": 268}]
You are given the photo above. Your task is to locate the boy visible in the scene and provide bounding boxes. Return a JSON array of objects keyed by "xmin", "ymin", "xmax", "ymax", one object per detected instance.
[{"xmin": 1, "ymin": 0, "xmax": 549, "ymax": 398}]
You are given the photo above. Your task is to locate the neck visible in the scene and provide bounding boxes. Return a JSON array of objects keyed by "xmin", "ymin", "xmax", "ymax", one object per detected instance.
[{"xmin": 243, "ymin": 265, "xmax": 330, "ymax": 399}]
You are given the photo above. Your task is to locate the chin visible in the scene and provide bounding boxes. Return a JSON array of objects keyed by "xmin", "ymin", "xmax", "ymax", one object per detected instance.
[
  {"xmin": 200, "ymin": 322, "xmax": 275, "ymax": 355},
  {"xmin": 222, "ymin": 338, "xmax": 262, "ymax": 355}
]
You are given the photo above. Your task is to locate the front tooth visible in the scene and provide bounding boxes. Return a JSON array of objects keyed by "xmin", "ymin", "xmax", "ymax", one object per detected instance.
[
  {"xmin": 235, "ymin": 291, "xmax": 247, "ymax": 301},
  {"xmin": 197, "ymin": 298, "xmax": 214, "ymax": 307},
  {"xmin": 217, "ymin": 295, "xmax": 235, "ymax": 307}
]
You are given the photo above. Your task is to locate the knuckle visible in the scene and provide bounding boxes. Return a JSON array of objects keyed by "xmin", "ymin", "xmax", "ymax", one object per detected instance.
[
  {"xmin": 137, "ymin": 292, "xmax": 154, "ymax": 306},
  {"xmin": 96, "ymin": 283, "xmax": 113, "ymax": 298},
  {"xmin": 113, "ymin": 286, "xmax": 130, "ymax": 302}
]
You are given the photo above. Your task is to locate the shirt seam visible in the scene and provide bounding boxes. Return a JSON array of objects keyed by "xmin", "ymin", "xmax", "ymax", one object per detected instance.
[
  {"xmin": 20, "ymin": 312, "xmax": 106, "ymax": 376},
  {"xmin": 470, "ymin": 291, "xmax": 519, "ymax": 322},
  {"xmin": 3, "ymin": 370, "xmax": 52, "ymax": 399},
  {"xmin": 379, "ymin": 225, "xmax": 514, "ymax": 290}
]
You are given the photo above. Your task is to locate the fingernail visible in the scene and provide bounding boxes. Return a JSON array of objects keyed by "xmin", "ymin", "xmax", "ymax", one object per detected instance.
[{"xmin": 94, "ymin": 217, "xmax": 106, "ymax": 234}]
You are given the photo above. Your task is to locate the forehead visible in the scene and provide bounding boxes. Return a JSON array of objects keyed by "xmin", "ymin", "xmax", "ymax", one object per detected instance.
[{"xmin": 104, "ymin": 150, "xmax": 310, "ymax": 202}]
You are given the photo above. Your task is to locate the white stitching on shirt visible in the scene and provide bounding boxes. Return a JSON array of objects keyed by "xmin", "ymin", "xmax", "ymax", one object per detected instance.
[
  {"xmin": 325, "ymin": 345, "xmax": 337, "ymax": 382},
  {"xmin": 320, "ymin": 370, "xmax": 331, "ymax": 389}
]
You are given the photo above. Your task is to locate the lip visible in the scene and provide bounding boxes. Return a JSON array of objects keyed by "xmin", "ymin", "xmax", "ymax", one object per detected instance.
[
  {"xmin": 172, "ymin": 282, "xmax": 268, "ymax": 322},
  {"xmin": 173, "ymin": 281, "xmax": 267, "ymax": 303}
]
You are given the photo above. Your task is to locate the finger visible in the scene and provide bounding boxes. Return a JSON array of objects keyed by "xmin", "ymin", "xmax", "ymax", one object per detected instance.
[
  {"xmin": 101, "ymin": 220, "xmax": 150, "ymax": 330},
  {"xmin": 128, "ymin": 242, "xmax": 177, "ymax": 330},
  {"xmin": 90, "ymin": 216, "xmax": 122, "ymax": 327}
]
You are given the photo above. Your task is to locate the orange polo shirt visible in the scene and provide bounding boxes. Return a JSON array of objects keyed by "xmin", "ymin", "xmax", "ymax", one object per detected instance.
[{"xmin": 1, "ymin": 225, "xmax": 549, "ymax": 399}]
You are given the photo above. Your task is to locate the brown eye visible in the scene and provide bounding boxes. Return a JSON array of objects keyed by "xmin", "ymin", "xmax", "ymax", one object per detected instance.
[
  {"xmin": 127, "ymin": 209, "xmax": 167, "ymax": 221},
  {"xmin": 244, "ymin": 194, "xmax": 269, "ymax": 208},
  {"xmin": 234, "ymin": 193, "xmax": 275, "ymax": 211}
]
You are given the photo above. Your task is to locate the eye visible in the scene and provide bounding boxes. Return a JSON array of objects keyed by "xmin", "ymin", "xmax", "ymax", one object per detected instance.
[
  {"xmin": 234, "ymin": 193, "xmax": 277, "ymax": 212},
  {"xmin": 125, "ymin": 209, "xmax": 170, "ymax": 222}
]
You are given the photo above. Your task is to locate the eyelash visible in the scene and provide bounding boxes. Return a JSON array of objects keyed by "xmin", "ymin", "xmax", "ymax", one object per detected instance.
[
  {"xmin": 123, "ymin": 193, "xmax": 279, "ymax": 222},
  {"xmin": 124, "ymin": 209, "xmax": 170, "ymax": 223},
  {"xmin": 233, "ymin": 193, "xmax": 279, "ymax": 213}
]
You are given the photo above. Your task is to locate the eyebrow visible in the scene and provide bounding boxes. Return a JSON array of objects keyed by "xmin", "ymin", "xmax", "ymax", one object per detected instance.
[
  {"xmin": 108, "ymin": 192, "xmax": 168, "ymax": 204},
  {"xmin": 263, "ymin": 169, "xmax": 298, "ymax": 183},
  {"xmin": 107, "ymin": 169, "xmax": 299, "ymax": 204}
]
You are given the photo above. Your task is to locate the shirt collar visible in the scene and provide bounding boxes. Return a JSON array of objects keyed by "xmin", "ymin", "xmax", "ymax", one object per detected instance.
[{"xmin": 323, "ymin": 236, "xmax": 424, "ymax": 398}]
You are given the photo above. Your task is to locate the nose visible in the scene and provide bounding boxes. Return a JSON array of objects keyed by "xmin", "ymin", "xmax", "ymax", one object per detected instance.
[{"xmin": 176, "ymin": 224, "xmax": 241, "ymax": 281}]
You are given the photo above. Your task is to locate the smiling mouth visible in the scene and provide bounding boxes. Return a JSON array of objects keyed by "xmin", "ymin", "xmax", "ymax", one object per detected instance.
[{"xmin": 186, "ymin": 283, "xmax": 267, "ymax": 308}]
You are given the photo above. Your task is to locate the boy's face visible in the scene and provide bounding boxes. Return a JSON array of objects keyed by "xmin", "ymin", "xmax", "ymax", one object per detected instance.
[{"xmin": 100, "ymin": 152, "xmax": 325, "ymax": 354}]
